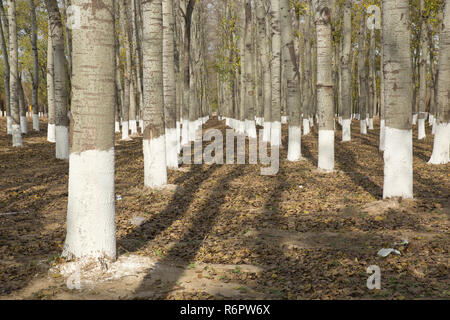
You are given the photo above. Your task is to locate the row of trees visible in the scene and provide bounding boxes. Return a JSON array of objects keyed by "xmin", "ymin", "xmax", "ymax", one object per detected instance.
[
  {"xmin": 0, "ymin": 1, "xmax": 449, "ymax": 261},
  {"xmin": 215, "ymin": 0, "xmax": 449, "ymax": 187}
]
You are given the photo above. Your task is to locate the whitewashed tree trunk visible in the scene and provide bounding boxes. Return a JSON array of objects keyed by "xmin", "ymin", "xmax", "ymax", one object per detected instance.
[
  {"xmin": 7, "ymin": 0, "xmax": 21, "ymax": 147},
  {"xmin": 63, "ymin": 0, "xmax": 116, "ymax": 261},
  {"xmin": 142, "ymin": 0, "xmax": 167, "ymax": 188},
  {"xmin": 382, "ymin": 0, "xmax": 413, "ymax": 199},
  {"xmin": 270, "ymin": 0, "xmax": 282, "ymax": 146},
  {"xmin": 120, "ymin": 0, "xmax": 131, "ymax": 141},
  {"xmin": 30, "ymin": 0, "xmax": 39, "ymax": 131},
  {"xmin": 46, "ymin": 33, "xmax": 55, "ymax": 142},
  {"xmin": 46, "ymin": 0, "xmax": 69, "ymax": 159},
  {"xmin": 314, "ymin": 0, "xmax": 334, "ymax": 172},
  {"xmin": 418, "ymin": 0, "xmax": 428, "ymax": 140},
  {"xmin": 281, "ymin": 0, "xmax": 301, "ymax": 161},
  {"xmin": 340, "ymin": 0, "xmax": 351, "ymax": 142},
  {"xmin": 0, "ymin": 3, "xmax": 11, "ymax": 135},
  {"xmin": 163, "ymin": 0, "xmax": 178, "ymax": 169},
  {"xmin": 257, "ymin": 0, "xmax": 272, "ymax": 143},
  {"xmin": 428, "ymin": 1, "xmax": 450, "ymax": 164},
  {"xmin": 244, "ymin": 0, "xmax": 256, "ymax": 138}
]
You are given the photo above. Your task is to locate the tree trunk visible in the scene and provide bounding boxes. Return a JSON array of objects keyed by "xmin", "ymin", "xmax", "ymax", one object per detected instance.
[
  {"xmin": 30, "ymin": 0, "xmax": 39, "ymax": 131},
  {"xmin": 281, "ymin": 0, "xmax": 301, "ymax": 160},
  {"xmin": 18, "ymin": 75, "xmax": 27, "ymax": 134},
  {"xmin": 163, "ymin": 0, "xmax": 178, "ymax": 169},
  {"xmin": 269, "ymin": 0, "xmax": 281, "ymax": 146},
  {"xmin": 7, "ymin": 0, "xmax": 21, "ymax": 147},
  {"xmin": 0, "ymin": 1, "xmax": 11, "ymax": 134},
  {"xmin": 62, "ymin": 0, "xmax": 116, "ymax": 261},
  {"xmin": 418, "ymin": 0, "xmax": 428, "ymax": 140},
  {"xmin": 382, "ymin": 0, "xmax": 413, "ymax": 198},
  {"xmin": 244, "ymin": 0, "xmax": 256, "ymax": 138},
  {"xmin": 120, "ymin": 0, "xmax": 131, "ymax": 140},
  {"xmin": 256, "ymin": 0, "xmax": 272, "ymax": 143},
  {"xmin": 428, "ymin": 1, "xmax": 450, "ymax": 164},
  {"xmin": 358, "ymin": 13, "xmax": 367, "ymax": 134},
  {"xmin": 340, "ymin": 0, "xmax": 351, "ymax": 141},
  {"xmin": 142, "ymin": 0, "xmax": 167, "ymax": 188},
  {"xmin": 46, "ymin": 34, "xmax": 55, "ymax": 142},
  {"xmin": 46, "ymin": 0, "xmax": 69, "ymax": 159},
  {"xmin": 303, "ymin": 1, "xmax": 313, "ymax": 134}
]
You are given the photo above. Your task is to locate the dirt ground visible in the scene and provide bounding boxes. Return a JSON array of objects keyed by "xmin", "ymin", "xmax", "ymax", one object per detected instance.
[{"xmin": 0, "ymin": 116, "xmax": 448, "ymax": 300}]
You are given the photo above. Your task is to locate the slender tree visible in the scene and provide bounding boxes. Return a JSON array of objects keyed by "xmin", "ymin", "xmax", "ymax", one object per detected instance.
[
  {"xmin": 30, "ymin": 0, "xmax": 39, "ymax": 131},
  {"xmin": 270, "ymin": 0, "xmax": 282, "ymax": 146},
  {"xmin": 142, "ymin": 0, "xmax": 167, "ymax": 188},
  {"xmin": 163, "ymin": 0, "xmax": 179, "ymax": 169},
  {"xmin": 428, "ymin": 0, "xmax": 449, "ymax": 164},
  {"xmin": 46, "ymin": 0, "xmax": 69, "ymax": 159},
  {"xmin": 46, "ymin": 33, "xmax": 56, "ymax": 142},
  {"xmin": 418, "ymin": 0, "xmax": 428, "ymax": 140},
  {"xmin": 7, "ymin": 0, "xmax": 21, "ymax": 147},
  {"xmin": 340, "ymin": 0, "xmax": 351, "ymax": 141},
  {"xmin": 281, "ymin": 0, "xmax": 302, "ymax": 161},
  {"xmin": 382, "ymin": 0, "xmax": 413, "ymax": 198},
  {"xmin": 63, "ymin": 0, "xmax": 117, "ymax": 260},
  {"xmin": 314, "ymin": 0, "xmax": 334, "ymax": 172},
  {"xmin": 0, "ymin": 0, "xmax": 10, "ymax": 134}
]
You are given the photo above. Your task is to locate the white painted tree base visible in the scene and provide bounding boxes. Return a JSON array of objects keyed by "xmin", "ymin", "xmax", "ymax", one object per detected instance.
[
  {"xmin": 360, "ymin": 120, "xmax": 367, "ymax": 134},
  {"xmin": 56, "ymin": 126, "xmax": 70, "ymax": 160},
  {"xmin": 20, "ymin": 116, "xmax": 27, "ymax": 134},
  {"xmin": 12, "ymin": 124, "xmax": 23, "ymax": 147},
  {"xmin": 412, "ymin": 114, "xmax": 418, "ymax": 125},
  {"xmin": 139, "ymin": 120, "xmax": 144, "ymax": 133},
  {"xmin": 432, "ymin": 118, "xmax": 436, "ymax": 135},
  {"xmin": 303, "ymin": 119, "xmax": 310, "ymax": 135},
  {"xmin": 342, "ymin": 119, "xmax": 351, "ymax": 142},
  {"xmin": 281, "ymin": 116, "xmax": 287, "ymax": 124},
  {"xmin": 7, "ymin": 116, "xmax": 12, "ymax": 134},
  {"xmin": 428, "ymin": 114, "xmax": 434, "ymax": 126},
  {"xmin": 383, "ymin": 127, "xmax": 413, "ymax": 199},
  {"xmin": 263, "ymin": 121, "xmax": 271, "ymax": 143},
  {"xmin": 318, "ymin": 130, "xmax": 334, "ymax": 172},
  {"xmin": 165, "ymin": 128, "xmax": 179, "ymax": 169},
  {"xmin": 246, "ymin": 120, "xmax": 257, "ymax": 138},
  {"xmin": 368, "ymin": 118, "xmax": 374, "ymax": 130},
  {"xmin": 428, "ymin": 122, "xmax": 450, "ymax": 164},
  {"xmin": 287, "ymin": 126, "xmax": 301, "ymax": 161},
  {"xmin": 181, "ymin": 119, "xmax": 189, "ymax": 146},
  {"xmin": 270, "ymin": 121, "xmax": 281, "ymax": 146},
  {"xmin": 176, "ymin": 121, "xmax": 181, "ymax": 153},
  {"xmin": 143, "ymin": 135, "xmax": 168, "ymax": 188},
  {"xmin": 256, "ymin": 117, "xmax": 263, "ymax": 126},
  {"xmin": 121, "ymin": 122, "xmax": 131, "ymax": 141},
  {"xmin": 115, "ymin": 121, "xmax": 120, "ymax": 133},
  {"xmin": 418, "ymin": 119, "xmax": 426, "ymax": 140},
  {"xmin": 130, "ymin": 120, "xmax": 138, "ymax": 135},
  {"xmin": 47, "ymin": 123, "xmax": 56, "ymax": 143},
  {"xmin": 379, "ymin": 119, "xmax": 385, "ymax": 151},
  {"xmin": 33, "ymin": 114, "xmax": 40, "ymax": 131},
  {"xmin": 63, "ymin": 148, "xmax": 116, "ymax": 260},
  {"xmin": 309, "ymin": 117, "xmax": 314, "ymax": 127}
]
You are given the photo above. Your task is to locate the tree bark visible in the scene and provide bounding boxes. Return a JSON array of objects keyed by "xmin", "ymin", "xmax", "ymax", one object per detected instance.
[
  {"xmin": 30, "ymin": 0, "xmax": 39, "ymax": 131},
  {"xmin": 7, "ymin": 0, "xmax": 21, "ymax": 146},
  {"xmin": 163, "ymin": 0, "xmax": 178, "ymax": 169},
  {"xmin": 62, "ymin": 0, "xmax": 116, "ymax": 261},
  {"xmin": 382, "ymin": 0, "xmax": 413, "ymax": 198},
  {"xmin": 281, "ymin": 0, "xmax": 301, "ymax": 160},
  {"xmin": 142, "ymin": 0, "xmax": 167, "ymax": 187},
  {"xmin": 269, "ymin": 0, "xmax": 282, "ymax": 146},
  {"xmin": 428, "ymin": 1, "xmax": 450, "ymax": 164},
  {"xmin": 46, "ymin": 0, "xmax": 69, "ymax": 159},
  {"xmin": 314, "ymin": 0, "xmax": 334, "ymax": 172}
]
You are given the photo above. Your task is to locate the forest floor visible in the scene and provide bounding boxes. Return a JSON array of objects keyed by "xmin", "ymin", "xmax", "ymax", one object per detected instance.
[{"xmin": 0, "ymin": 116, "xmax": 448, "ymax": 300}]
